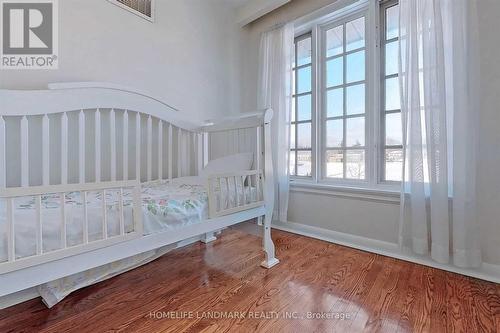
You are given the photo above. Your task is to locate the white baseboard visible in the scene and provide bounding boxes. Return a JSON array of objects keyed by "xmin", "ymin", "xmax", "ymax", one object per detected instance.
[
  {"xmin": 273, "ymin": 220, "xmax": 500, "ymax": 284},
  {"xmin": 0, "ymin": 235, "xmax": 203, "ymax": 310}
]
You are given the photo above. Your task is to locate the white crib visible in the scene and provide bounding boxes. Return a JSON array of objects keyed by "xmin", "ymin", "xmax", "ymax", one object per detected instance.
[{"xmin": 0, "ymin": 82, "xmax": 279, "ymax": 298}]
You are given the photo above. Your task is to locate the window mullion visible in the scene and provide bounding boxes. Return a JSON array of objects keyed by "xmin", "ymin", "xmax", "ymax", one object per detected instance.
[
  {"xmin": 369, "ymin": 0, "xmax": 379, "ymax": 187},
  {"xmin": 294, "ymin": 39, "xmax": 298, "ymax": 176},
  {"xmin": 342, "ymin": 22, "xmax": 347, "ymax": 179},
  {"xmin": 312, "ymin": 24, "xmax": 319, "ymax": 183},
  {"xmin": 292, "ymin": 32, "xmax": 313, "ymax": 178},
  {"xmin": 380, "ymin": 0, "xmax": 402, "ymax": 183},
  {"xmin": 380, "ymin": 2, "xmax": 387, "ymax": 184}
]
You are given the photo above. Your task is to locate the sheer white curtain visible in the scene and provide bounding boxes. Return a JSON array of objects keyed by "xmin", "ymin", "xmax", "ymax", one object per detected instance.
[
  {"xmin": 398, "ymin": 0, "xmax": 481, "ymax": 267},
  {"xmin": 257, "ymin": 23, "xmax": 294, "ymax": 222}
]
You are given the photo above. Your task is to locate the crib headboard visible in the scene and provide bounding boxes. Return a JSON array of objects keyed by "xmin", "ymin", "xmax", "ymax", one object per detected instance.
[{"xmin": 0, "ymin": 82, "xmax": 204, "ymax": 188}]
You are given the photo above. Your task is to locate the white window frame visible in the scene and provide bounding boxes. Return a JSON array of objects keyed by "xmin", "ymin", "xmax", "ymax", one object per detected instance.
[
  {"xmin": 379, "ymin": 0, "xmax": 402, "ymax": 185},
  {"xmin": 291, "ymin": 32, "xmax": 316, "ymax": 179},
  {"xmin": 318, "ymin": 11, "xmax": 369, "ymax": 185},
  {"xmin": 290, "ymin": 0, "xmax": 399, "ymax": 192}
]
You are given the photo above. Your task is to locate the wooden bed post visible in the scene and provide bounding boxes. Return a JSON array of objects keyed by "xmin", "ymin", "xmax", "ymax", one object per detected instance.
[
  {"xmin": 200, "ymin": 232, "xmax": 217, "ymax": 244},
  {"xmin": 256, "ymin": 126, "xmax": 264, "ymax": 227},
  {"xmin": 261, "ymin": 108, "xmax": 279, "ymax": 269}
]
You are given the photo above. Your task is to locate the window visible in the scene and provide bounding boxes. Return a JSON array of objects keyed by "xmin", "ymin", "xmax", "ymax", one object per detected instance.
[
  {"xmin": 290, "ymin": 34, "xmax": 313, "ymax": 177},
  {"xmin": 289, "ymin": 1, "xmax": 403, "ymax": 189},
  {"xmin": 381, "ymin": 2, "xmax": 402, "ymax": 182},
  {"xmin": 323, "ymin": 16, "xmax": 366, "ymax": 180}
]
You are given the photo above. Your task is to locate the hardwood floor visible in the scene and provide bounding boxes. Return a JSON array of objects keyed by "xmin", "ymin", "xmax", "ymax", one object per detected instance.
[{"xmin": 1, "ymin": 225, "xmax": 499, "ymax": 333}]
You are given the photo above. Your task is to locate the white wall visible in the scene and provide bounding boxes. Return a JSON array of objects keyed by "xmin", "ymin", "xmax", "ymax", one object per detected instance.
[
  {"xmin": 0, "ymin": 0, "xmax": 241, "ymax": 120},
  {"xmin": 477, "ymin": 0, "xmax": 500, "ymax": 266},
  {"xmin": 239, "ymin": 0, "xmax": 500, "ymax": 266}
]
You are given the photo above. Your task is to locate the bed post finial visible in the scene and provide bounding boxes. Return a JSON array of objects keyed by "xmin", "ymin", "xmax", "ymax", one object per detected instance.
[{"xmin": 261, "ymin": 108, "xmax": 279, "ymax": 269}]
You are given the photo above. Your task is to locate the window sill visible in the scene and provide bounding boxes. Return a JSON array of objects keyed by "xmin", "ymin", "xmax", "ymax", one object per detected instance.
[{"xmin": 289, "ymin": 180, "xmax": 401, "ymax": 203}]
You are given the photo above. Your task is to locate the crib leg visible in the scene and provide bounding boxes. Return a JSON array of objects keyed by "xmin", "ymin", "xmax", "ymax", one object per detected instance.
[
  {"xmin": 257, "ymin": 216, "xmax": 263, "ymax": 226},
  {"xmin": 261, "ymin": 213, "xmax": 279, "ymax": 269},
  {"xmin": 201, "ymin": 231, "xmax": 217, "ymax": 244}
]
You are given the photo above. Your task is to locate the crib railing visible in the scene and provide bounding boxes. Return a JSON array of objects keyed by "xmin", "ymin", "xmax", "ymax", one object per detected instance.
[
  {"xmin": 207, "ymin": 170, "xmax": 264, "ymax": 218},
  {"xmin": 0, "ymin": 180, "xmax": 143, "ymax": 274},
  {"xmin": 0, "ymin": 110, "xmax": 201, "ymax": 188}
]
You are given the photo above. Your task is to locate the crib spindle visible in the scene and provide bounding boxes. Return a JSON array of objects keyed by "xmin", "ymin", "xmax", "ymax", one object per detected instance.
[
  {"xmin": 233, "ymin": 176, "xmax": 238, "ymax": 207},
  {"xmin": 147, "ymin": 115, "xmax": 152, "ymax": 181},
  {"xmin": 168, "ymin": 123, "xmax": 173, "ymax": 180},
  {"xmin": 248, "ymin": 175, "xmax": 253, "ymax": 201},
  {"xmin": 250, "ymin": 174, "xmax": 256, "ymax": 201},
  {"xmin": 60, "ymin": 194, "xmax": 66, "ymax": 249},
  {"xmin": 78, "ymin": 110, "xmax": 85, "ymax": 183},
  {"xmin": 0, "ymin": 116, "xmax": 5, "ymax": 188},
  {"xmin": 197, "ymin": 133, "xmax": 203, "ymax": 175},
  {"xmin": 158, "ymin": 120, "xmax": 163, "ymax": 180},
  {"xmin": 241, "ymin": 176, "xmax": 246, "ymax": 204},
  {"xmin": 207, "ymin": 178, "xmax": 215, "ymax": 217},
  {"xmin": 20, "ymin": 116, "xmax": 29, "ymax": 187},
  {"xmin": 218, "ymin": 177, "xmax": 223, "ymax": 211},
  {"xmin": 7, "ymin": 198, "xmax": 14, "ymax": 261},
  {"xmin": 226, "ymin": 178, "xmax": 231, "ymax": 208},
  {"xmin": 102, "ymin": 190, "xmax": 107, "ymax": 240},
  {"xmin": 256, "ymin": 175, "xmax": 261, "ymax": 202},
  {"xmin": 83, "ymin": 191, "xmax": 88, "ymax": 244},
  {"xmin": 177, "ymin": 128, "xmax": 182, "ymax": 177},
  {"xmin": 95, "ymin": 109, "xmax": 101, "ymax": 182},
  {"xmin": 119, "ymin": 189, "xmax": 124, "ymax": 235},
  {"xmin": 191, "ymin": 132, "xmax": 195, "ymax": 175},
  {"xmin": 186, "ymin": 132, "xmax": 191, "ymax": 176},
  {"xmin": 135, "ymin": 112, "xmax": 141, "ymax": 182},
  {"xmin": 35, "ymin": 195, "xmax": 42, "ymax": 255},
  {"xmin": 61, "ymin": 112, "xmax": 68, "ymax": 185},
  {"xmin": 110, "ymin": 109, "xmax": 116, "ymax": 181},
  {"xmin": 123, "ymin": 111, "xmax": 129, "ymax": 181},
  {"xmin": 202, "ymin": 133, "xmax": 209, "ymax": 168},
  {"xmin": 42, "ymin": 115, "xmax": 50, "ymax": 186}
]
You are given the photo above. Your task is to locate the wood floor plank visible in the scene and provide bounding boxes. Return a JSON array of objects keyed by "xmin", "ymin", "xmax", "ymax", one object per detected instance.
[
  {"xmin": 467, "ymin": 277, "xmax": 496, "ymax": 332},
  {"xmin": 489, "ymin": 283, "xmax": 500, "ymax": 332},
  {"xmin": 446, "ymin": 272, "xmax": 472, "ymax": 333},
  {"xmin": 346, "ymin": 256, "xmax": 404, "ymax": 332},
  {"xmin": 319, "ymin": 252, "xmax": 382, "ymax": 332},
  {"xmin": 0, "ymin": 225, "xmax": 498, "ymax": 333},
  {"xmin": 394, "ymin": 261, "xmax": 431, "ymax": 333},
  {"xmin": 429, "ymin": 267, "xmax": 448, "ymax": 333}
]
